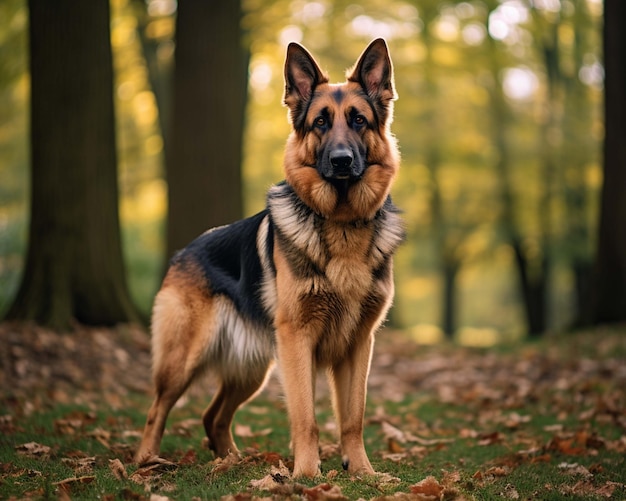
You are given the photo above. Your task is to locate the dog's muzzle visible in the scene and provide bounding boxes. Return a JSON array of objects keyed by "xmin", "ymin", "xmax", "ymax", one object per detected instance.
[{"xmin": 325, "ymin": 147, "xmax": 363, "ymax": 180}]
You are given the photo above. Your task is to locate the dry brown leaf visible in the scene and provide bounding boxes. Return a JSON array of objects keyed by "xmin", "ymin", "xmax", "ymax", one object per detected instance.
[
  {"xmin": 326, "ymin": 469, "xmax": 339, "ymax": 481},
  {"xmin": 381, "ymin": 421, "xmax": 407, "ymax": 443},
  {"xmin": 211, "ymin": 452, "xmax": 244, "ymax": 475},
  {"xmin": 477, "ymin": 432, "xmax": 503, "ymax": 446},
  {"xmin": 249, "ymin": 473, "xmax": 282, "ymax": 491},
  {"xmin": 15, "ymin": 442, "xmax": 51, "ymax": 458},
  {"xmin": 108, "ymin": 458, "xmax": 128, "ymax": 480},
  {"xmin": 249, "ymin": 461, "xmax": 290, "ymax": 491},
  {"xmin": 179, "ymin": 449, "xmax": 197, "ymax": 465},
  {"xmin": 500, "ymin": 483, "xmax": 519, "ymax": 499},
  {"xmin": 270, "ymin": 459, "xmax": 291, "ymax": 483},
  {"xmin": 61, "ymin": 456, "xmax": 96, "ymax": 475},
  {"xmin": 483, "ymin": 466, "xmax": 508, "ymax": 478},
  {"xmin": 410, "ymin": 476, "xmax": 444, "ymax": 500},
  {"xmin": 388, "ymin": 438, "xmax": 405, "ymax": 453},
  {"xmin": 150, "ymin": 494, "xmax": 173, "ymax": 501},
  {"xmin": 137, "ymin": 455, "xmax": 177, "ymax": 468},
  {"xmin": 381, "ymin": 451, "xmax": 408, "ymax": 463},
  {"xmin": 53, "ymin": 475, "xmax": 96, "ymax": 492},
  {"xmin": 88, "ymin": 427, "xmax": 112, "ymax": 448},
  {"xmin": 302, "ymin": 482, "xmax": 348, "ymax": 500},
  {"xmin": 130, "ymin": 458, "xmax": 178, "ymax": 485},
  {"xmin": 596, "ymin": 481, "xmax": 624, "ymax": 498},
  {"xmin": 234, "ymin": 423, "xmax": 273, "ymax": 438}
]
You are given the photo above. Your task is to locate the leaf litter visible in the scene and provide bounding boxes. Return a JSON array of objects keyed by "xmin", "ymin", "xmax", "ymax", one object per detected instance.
[{"xmin": 1, "ymin": 323, "xmax": 626, "ymax": 499}]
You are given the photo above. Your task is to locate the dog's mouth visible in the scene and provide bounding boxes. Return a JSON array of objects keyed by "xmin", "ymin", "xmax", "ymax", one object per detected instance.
[
  {"xmin": 324, "ymin": 172, "xmax": 362, "ymax": 183},
  {"xmin": 325, "ymin": 176, "xmax": 361, "ymax": 199}
]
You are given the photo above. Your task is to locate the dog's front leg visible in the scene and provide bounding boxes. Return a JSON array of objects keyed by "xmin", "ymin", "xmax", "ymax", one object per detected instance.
[
  {"xmin": 276, "ymin": 324, "xmax": 320, "ymax": 478},
  {"xmin": 329, "ymin": 332, "xmax": 375, "ymax": 475}
]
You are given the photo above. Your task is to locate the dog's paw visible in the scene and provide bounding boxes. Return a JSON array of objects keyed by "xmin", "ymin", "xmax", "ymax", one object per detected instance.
[
  {"xmin": 341, "ymin": 454, "xmax": 375, "ymax": 476},
  {"xmin": 137, "ymin": 454, "xmax": 176, "ymax": 467},
  {"xmin": 292, "ymin": 459, "xmax": 322, "ymax": 479}
]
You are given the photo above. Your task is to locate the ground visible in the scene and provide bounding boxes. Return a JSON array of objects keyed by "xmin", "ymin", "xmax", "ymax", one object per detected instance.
[{"xmin": 0, "ymin": 322, "xmax": 625, "ymax": 499}]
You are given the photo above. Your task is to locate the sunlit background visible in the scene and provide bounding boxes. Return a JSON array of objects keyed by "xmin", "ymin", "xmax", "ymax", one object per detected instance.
[{"xmin": 0, "ymin": 0, "xmax": 604, "ymax": 345}]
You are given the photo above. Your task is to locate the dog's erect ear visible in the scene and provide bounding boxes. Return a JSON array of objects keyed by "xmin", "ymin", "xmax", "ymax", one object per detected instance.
[
  {"xmin": 348, "ymin": 38, "xmax": 396, "ymax": 109},
  {"xmin": 284, "ymin": 42, "xmax": 328, "ymax": 127}
]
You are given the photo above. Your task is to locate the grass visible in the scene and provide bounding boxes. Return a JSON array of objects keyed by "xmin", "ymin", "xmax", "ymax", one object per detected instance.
[{"xmin": 1, "ymin": 329, "xmax": 625, "ymax": 500}]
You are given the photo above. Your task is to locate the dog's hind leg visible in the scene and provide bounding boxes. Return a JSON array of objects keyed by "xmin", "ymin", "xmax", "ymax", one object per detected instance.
[
  {"xmin": 202, "ymin": 366, "xmax": 271, "ymax": 457},
  {"xmin": 135, "ymin": 285, "xmax": 211, "ymax": 464},
  {"xmin": 135, "ymin": 370, "xmax": 194, "ymax": 464}
]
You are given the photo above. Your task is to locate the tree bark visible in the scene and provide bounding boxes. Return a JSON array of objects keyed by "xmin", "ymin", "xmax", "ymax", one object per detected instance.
[
  {"xmin": 166, "ymin": 0, "xmax": 248, "ymax": 259},
  {"xmin": 441, "ymin": 258, "xmax": 459, "ymax": 338},
  {"xmin": 5, "ymin": 0, "xmax": 140, "ymax": 329},
  {"xmin": 588, "ymin": 0, "xmax": 626, "ymax": 323}
]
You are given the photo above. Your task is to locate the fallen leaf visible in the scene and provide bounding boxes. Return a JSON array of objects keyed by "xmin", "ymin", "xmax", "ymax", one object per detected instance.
[
  {"xmin": 150, "ymin": 495, "xmax": 173, "ymax": 501},
  {"xmin": 409, "ymin": 476, "xmax": 443, "ymax": 499},
  {"xmin": 557, "ymin": 462, "xmax": 592, "ymax": 478},
  {"xmin": 477, "ymin": 432, "xmax": 503, "ymax": 446},
  {"xmin": 249, "ymin": 474, "xmax": 282, "ymax": 491},
  {"xmin": 483, "ymin": 466, "xmax": 508, "ymax": 478},
  {"xmin": 270, "ymin": 460, "xmax": 291, "ymax": 481},
  {"xmin": 137, "ymin": 455, "xmax": 177, "ymax": 468},
  {"xmin": 211, "ymin": 452, "xmax": 244, "ymax": 475},
  {"xmin": 179, "ymin": 449, "xmax": 197, "ymax": 465},
  {"xmin": 381, "ymin": 421, "xmax": 407, "ymax": 443},
  {"xmin": 595, "ymin": 481, "xmax": 624, "ymax": 498},
  {"xmin": 53, "ymin": 475, "xmax": 96, "ymax": 496},
  {"xmin": 387, "ymin": 438, "xmax": 405, "ymax": 453},
  {"xmin": 500, "ymin": 483, "xmax": 519, "ymax": 499},
  {"xmin": 62, "ymin": 456, "xmax": 96, "ymax": 475},
  {"xmin": 109, "ymin": 458, "xmax": 128, "ymax": 480},
  {"xmin": 88, "ymin": 427, "xmax": 112, "ymax": 448},
  {"xmin": 15, "ymin": 442, "xmax": 51, "ymax": 458},
  {"xmin": 302, "ymin": 482, "xmax": 347, "ymax": 500},
  {"xmin": 547, "ymin": 435, "xmax": 586, "ymax": 455},
  {"xmin": 259, "ymin": 451, "xmax": 284, "ymax": 465},
  {"xmin": 381, "ymin": 451, "xmax": 408, "ymax": 463},
  {"xmin": 234, "ymin": 424, "xmax": 273, "ymax": 438},
  {"xmin": 130, "ymin": 458, "xmax": 178, "ymax": 485}
]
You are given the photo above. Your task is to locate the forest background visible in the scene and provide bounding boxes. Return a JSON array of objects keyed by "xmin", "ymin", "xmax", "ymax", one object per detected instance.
[{"xmin": 0, "ymin": 0, "xmax": 618, "ymax": 343}]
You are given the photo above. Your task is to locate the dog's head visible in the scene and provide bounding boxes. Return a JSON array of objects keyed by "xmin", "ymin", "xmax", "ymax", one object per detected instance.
[{"xmin": 283, "ymin": 39, "xmax": 399, "ymax": 222}]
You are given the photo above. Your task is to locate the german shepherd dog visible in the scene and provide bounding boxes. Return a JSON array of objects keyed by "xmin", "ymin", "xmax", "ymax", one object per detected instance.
[{"xmin": 135, "ymin": 38, "xmax": 403, "ymax": 478}]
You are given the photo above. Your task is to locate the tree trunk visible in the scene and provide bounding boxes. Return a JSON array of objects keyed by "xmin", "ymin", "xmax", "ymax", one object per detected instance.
[
  {"xmin": 512, "ymin": 240, "xmax": 547, "ymax": 336},
  {"xmin": 166, "ymin": 0, "xmax": 248, "ymax": 259},
  {"xmin": 5, "ymin": 0, "xmax": 140, "ymax": 329},
  {"xmin": 441, "ymin": 258, "xmax": 459, "ymax": 339},
  {"xmin": 588, "ymin": 0, "xmax": 626, "ymax": 323}
]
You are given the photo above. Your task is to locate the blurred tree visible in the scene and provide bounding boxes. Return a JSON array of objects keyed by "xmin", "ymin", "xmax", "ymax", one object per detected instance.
[
  {"xmin": 560, "ymin": 0, "xmax": 595, "ymax": 325},
  {"xmin": 165, "ymin": 0, "xmax": 249, "ymax": 260},
  {"xmin": 589, "ymin": 0, "xmax": 626, "ymax": 323},
  {"xmin": 5, "ymin": 0, "xmax": 140, "ymax": 328},
  {"xmin": 420, "ymin": 1, "xmax": 462, "ymax": 339},
  {"xmin": 131, "ymin": 0, "xmax": 173, "ymax": 159}
]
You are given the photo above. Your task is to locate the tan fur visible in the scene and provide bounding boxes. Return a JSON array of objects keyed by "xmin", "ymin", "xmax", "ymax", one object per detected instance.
[{"xmin": 136, "ymin": 39, "xmax": 402, "ymax": 479}]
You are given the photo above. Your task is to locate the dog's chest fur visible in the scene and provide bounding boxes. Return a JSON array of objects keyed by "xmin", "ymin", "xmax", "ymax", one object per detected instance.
[{"xmin": 267, "ymin": 183, "xmax": 404, "ymax": 364}]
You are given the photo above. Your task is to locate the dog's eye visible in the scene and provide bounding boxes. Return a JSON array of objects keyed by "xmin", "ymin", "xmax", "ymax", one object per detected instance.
[
  {"xmin": 314, "ymin": 116, "xmax": 326, "ymax": 127},
  {"xmin": 354, "ymin": 115, "xmax": 366, "ymax": 126}
]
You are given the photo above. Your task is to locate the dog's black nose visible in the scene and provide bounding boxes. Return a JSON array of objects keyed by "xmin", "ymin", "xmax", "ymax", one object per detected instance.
[{"xmin": 330, "ymin": 148, "xmax": 353, "ymax": 172}]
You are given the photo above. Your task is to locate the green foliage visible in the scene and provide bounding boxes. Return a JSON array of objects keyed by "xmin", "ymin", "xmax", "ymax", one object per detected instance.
[{"xmin": 0, "ymin": 0, "xmax": 604, "ymax": 335}]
